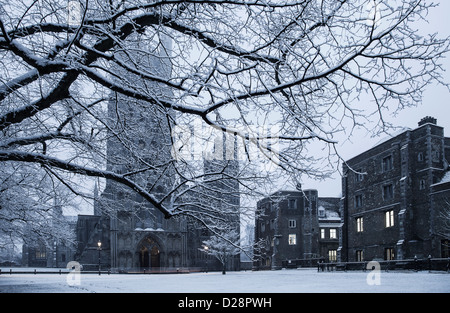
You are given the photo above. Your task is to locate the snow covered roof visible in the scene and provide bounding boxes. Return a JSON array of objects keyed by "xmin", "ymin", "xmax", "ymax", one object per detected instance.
[
  {"xmin": 63, "ymin": 215, "xmax": 78, "ymax": 224},
  {"xmin": 318, "ymin": 205, "xmax": 341, "ymax": 221},
  {"xmin": 431, "ymin": 170, "xmax": 450, "ymax": 186},
  {"xmin": 439, "ymin": 171, "xmax": 450, "ymax": 184},
  {"xmin": 317, "ymin": 197, "xmax": 340, "ymax": 220}
]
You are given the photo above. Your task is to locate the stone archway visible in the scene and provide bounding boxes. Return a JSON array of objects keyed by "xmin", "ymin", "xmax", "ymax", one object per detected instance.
[{"xmin": 137, "ymin": 235, "xmax": 162, "ymax": 269}]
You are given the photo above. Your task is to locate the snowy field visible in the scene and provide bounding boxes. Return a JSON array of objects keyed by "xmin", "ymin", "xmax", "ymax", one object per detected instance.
[{"xmin": 0, "ymin": 268, "xmax": 449, "ymax": 293}]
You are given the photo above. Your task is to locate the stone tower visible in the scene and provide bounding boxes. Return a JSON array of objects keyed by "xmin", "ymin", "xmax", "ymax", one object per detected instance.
[
  {"xmin": 97, "ymin": 33, "xmax": 188, "ymax": 272},
  {"xmin": 76, "ymin": 33, "xmax": 242, "ymax": 272}
]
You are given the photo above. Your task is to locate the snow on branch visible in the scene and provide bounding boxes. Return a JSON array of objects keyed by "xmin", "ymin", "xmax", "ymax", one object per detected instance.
[{"xmin": 0, "ymin": 0, "xmax": 448, "ymax": 235}]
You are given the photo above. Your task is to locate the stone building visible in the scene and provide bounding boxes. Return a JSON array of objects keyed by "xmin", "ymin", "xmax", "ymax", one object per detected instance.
[
  {"xmin": 253, "ymin": 187, "xmax": 340, "ymax": 270},
  {"xmin": 340, "ymin": 116, "xmax": 450, "ymax": 262},
  {"xmin": 317, "ymin": 198, "xmax": 342, "ymax": 262},
  {"xmin": 190, "ymin": 134, "xmax": 241, "ymax": 271},
  {"xmin": 74, "ymin": 34, "xmax": 240, "ymax": 272},
  {"xmin": 22, "ymin": 206, "xmax": 77, "ymax": 268},
  {"xmin": 430, "ymin": 172, "xmax": 450, "ymax": 258},
  {"xmin": 75, "ymin": 139, "xmax": 241, "ymax": 272}
]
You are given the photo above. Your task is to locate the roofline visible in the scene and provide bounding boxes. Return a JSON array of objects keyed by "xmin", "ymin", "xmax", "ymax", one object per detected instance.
[
  {"xmin": 345, "ymin": 122, "xmax": 448, "ymax": 165},
  {"xmin": 345, "ymin": 128, "xmax": 410, "ymax": 165}
]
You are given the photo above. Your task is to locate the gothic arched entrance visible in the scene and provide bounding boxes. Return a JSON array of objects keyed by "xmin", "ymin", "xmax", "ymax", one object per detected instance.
[
  {"xmin": 150, "ymin": 246, "xmax": 160, "ymax": 268},
  {"xmin": 139, "ymin": 246, "xmax": 150, "ymax": 268},
  {"xmin": 137, "ymin": 235, "xmax": 161, "ymax": 269}
]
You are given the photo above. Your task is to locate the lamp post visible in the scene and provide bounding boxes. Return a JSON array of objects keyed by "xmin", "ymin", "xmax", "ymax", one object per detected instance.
[
  {"xmin": 97, "ymin": 240, "xmax": 102, "ymax": 275},
  {"xmin": 222, "ymin": 247, "xmax": 227, "ymax": 275},
  {"xmin": 204, "ymin": 246, "xmax": 208, "ymax": 273}
]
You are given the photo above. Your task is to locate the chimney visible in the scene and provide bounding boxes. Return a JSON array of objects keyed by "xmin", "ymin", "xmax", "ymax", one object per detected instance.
[{"xmin": 418, "ymin": 116, "xmax": 437, "ymax": 127}]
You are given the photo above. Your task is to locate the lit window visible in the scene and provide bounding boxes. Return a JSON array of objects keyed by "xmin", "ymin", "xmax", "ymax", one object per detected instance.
[
  {"xmin": 385, "ymin": 248, "xmax": 395, "ymax": 260},
  {"xmin": 35, "ymin": 248, "xmax": 46, "ymax": 259},
  {"xmin": 330, "ymin": 229, "xmax": 337, "ymax": 239},
  {"xmin": 356, "ymin": 217, "xmax": 364, "ymax": 232},
  {"xmin": 320, "ymin": 229, "xmax": 325, "ymax": 239},
  {"xmin": 329, "ymin": 250, "xmax": 337, "ymax": 262},
  {"xmin": 356, "ymin": 250, "xmax": 364, "ymax": 262},
  {"xmin": 385, "ymin": 210, "xmax": 394, "ymax": 228},
  {"xmin": 288, "ymin": 234, "xmax": 297, "ymax": 245}
]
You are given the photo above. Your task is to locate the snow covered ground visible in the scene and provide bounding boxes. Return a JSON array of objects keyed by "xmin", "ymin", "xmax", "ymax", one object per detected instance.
[{"xmin": 0, "ymin": 268, "xmax": 449, "ymax": 293}]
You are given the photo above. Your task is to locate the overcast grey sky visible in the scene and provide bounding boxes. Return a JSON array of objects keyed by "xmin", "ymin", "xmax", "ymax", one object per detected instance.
[{"xmin": 300, "ymin": 0, "xmax": 450, "ymax": 197}]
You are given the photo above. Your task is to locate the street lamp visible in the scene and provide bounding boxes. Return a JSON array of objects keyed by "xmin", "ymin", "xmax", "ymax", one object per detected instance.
[
  {"xmin": 204, "ymin": 246, "xmax": 208, "ymax": 273},
  {"xmin": 97, "ymin": 240, "xmax": 102, "ymax": 275}
]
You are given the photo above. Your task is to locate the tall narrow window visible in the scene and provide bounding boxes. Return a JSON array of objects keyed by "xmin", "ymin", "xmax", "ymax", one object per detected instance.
[
  {"xmin": 355, "ymin": 195, "xmax": 363, "ymax": 208},
  {"xmin": 385, "ymin": 248, "xmax": 395, "ymax": 260},
  {"xmin": 383, "ymin": 184, "xmax": 394, "ymax": 200},
  {"xmin": 356, "ymin": 250, "xmax": 364, "ymax": 262},
  {"xmin": 385, "ymin": 210, "xmax": 394, "ymax": 228},
  {"xmin": 432, "ymin": 150, "xmax": 440, "ymax": 162},
  {"xmin": 382, "ymin": 155, "xmax": 393, "ymax": 172},
  {"xmin": 417, "ymin": 152, "xmax": 424, "ymax": 162},
  {"xmin": 419, "ymin": 179, "xmax": 426, "ymax": 190},
  {"xmin": 288, "ymin": 234, "xmax": 297, "ymax": 245},
  {"xmin": 320, "ymin": 228, "xmax": 325, "ymax": 239},
  {"xmin": 356, "ymin": 217, "xmax": 364, "ymax": 232}
]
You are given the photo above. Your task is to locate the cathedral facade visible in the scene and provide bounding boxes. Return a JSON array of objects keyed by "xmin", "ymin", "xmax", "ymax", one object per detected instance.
[{"xmin": 74, "ymin": 35, "xmax": 240, "ymax": 272}]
